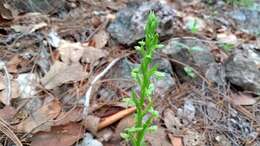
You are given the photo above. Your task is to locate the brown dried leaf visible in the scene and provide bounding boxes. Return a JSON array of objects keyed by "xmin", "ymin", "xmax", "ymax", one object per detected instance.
[
  {"xmin": 58, "ymin": 40, "xmax": 85, "ymax": 63},
  {"xmin": 41, "ymin": 61, "xmax": 87, "ymax": 89},
  {"xmin": 113, "ymin": 114, "xmax": 134, "ymax": 141},
  {"xmin": 7, "ymin": 55, "xmax": 29, "ymax": 73},
  {"xmin": 0, "ymin": 80, "xmax": 20, "ymax": 105},
  {"xmin": 169, "ymin": 134, "xmax": 183, "ymax": 146},
  {"xmin": 217, "ymin": 32, "xmax": 238, "ymax": 45},
  {"xmin": 54, "ymin": 107, "xmax": 83, "ymax": 126},
  {"xmin": 0, "ymin": 2, "xmax": 16, "ymax": 20},
  {"xmin": 231, "ymin": 93, "xmax": 257, "ymax": 106},
  {"xmin": 146, "ymin": 127, "xmax": 172, "ymax": 146},
  {"xmin": 83, "ymin": 115, "xmax": 100, "ymax": 134},
  {"xmin": 0, "ymin": 106, "xmax": 16, "ymax": 121},
  {"xmin": 90, "ymin": 30, "xmax": 109, "ymax": 49},
  {"xmin": 81, "ymin": 46, "xmax": 108, "ymax": 64},
  {"xmin": 164, "ymin": 108, "xmax": 183, "ymax": 133},
  {"xmin": 31, "ymin": 123, "xmax": 84, "ymax": 146},
  {"xmin": 17, "ymin": 99, "xmax": 61, "ymax": 133}
]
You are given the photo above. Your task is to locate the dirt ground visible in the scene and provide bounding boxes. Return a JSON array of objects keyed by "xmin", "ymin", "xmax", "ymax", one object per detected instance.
[{"xmin": 0, "ymin": 0, "xmax": 259, "ymax": 146}]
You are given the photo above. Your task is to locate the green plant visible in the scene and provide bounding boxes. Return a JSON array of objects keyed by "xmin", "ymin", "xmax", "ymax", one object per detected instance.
[
  {"xmin": 186, "ymin": 19, "xmax": 199, "ymax": 33},
  {"xmin": 184, "ymin": 66, "xmax": 196, "ymax": 78},
  {"xmin": 218, "ymin": 43, "xmax": 235, "ymax": 53},
  {"xmin": 225, "ymin": 0, "xmax": 254, "ymax": 7},
  {"xmin": 121, "ymin": 12, "xmax": 164, "ymax": 146}
]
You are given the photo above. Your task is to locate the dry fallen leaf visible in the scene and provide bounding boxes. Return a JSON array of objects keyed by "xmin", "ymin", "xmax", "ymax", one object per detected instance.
[
  {"xmin": 31, "ymin": 123, "xmax": 84, "ymax": 146},
  {"xmin": 0, "ymin": 106, "xmax": 16, "ymax": 121},
  {"xmin": 41, "ymin": 61, "xmax": 87, "ymax": 89},
  {"xmin": 183, "ymin": 130, "xmax": 206, "ymax": 146},
  {"xmin": 169, "ymin": 134, "xmax": 183, "ymax": 146},
  {"xmin": 7, "ymin": 55, "xmax": 30, "ymax": 73},
  {"xmin": 58, "ymin": 40, "xmax": 85, "ymax": 63},
  {"xmin": 54, "ymin": 107, "xmax": 83, "ymax": 126},
  {"xmin": 82, "ymin": 115, "xmax": 100, "ymax": 134},
  {"xmin": 81, "ymin": 46, "xmax": 108, "ymax": 64},
  {"xmin": 0, "ymin": 80, "xmax": 20, "ymax": 105},
  {"xmin": 164, "ymin": 108, "xmax": 183, "ymax": 133},
  {"xmin": 17, "ymin": 98, "xmax": 61, "ymax": 133},
  {"xmin": 230, "ymin": 93, "xmax": 257, "ymax": 106},
  {"xmin": 217, "ymin": 32, "xmax": 238, "ymax": 45},
  {"xmin": 16, "ymin": 73, "xmax": 38, "ymax": 98},
  {"xmin": 113, "ymin": 114, "xmax": 134, "ymax": 141},
  {"xmin": 58, "ymin": 40, "xmax": 108, "ymax": 64},
  {"xmin": 90, "ymin": 30, "xmax": 109, "ymax": 49},
  {"xmin": 146, "ymin": 127, "xmax": 172, "ymax": 146}
]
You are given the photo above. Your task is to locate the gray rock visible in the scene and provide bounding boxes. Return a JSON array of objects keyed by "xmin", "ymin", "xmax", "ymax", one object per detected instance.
[
  {"xmin": 205, "ymin": 63, "xmax": 226, "ymax": 86},
  {"xmin": 6, "ymin": 0, "xmax": 65, "ymax": 14},
  {"xmin": 77, "ymin": 133, "xmax": 103, "ymax": 146},
  {"xmin": 228, "ymin": 8, "xmax": 260, "ymax": 36},
  {"xmin": 225, "ymin": 45, "xmax": 260, "ymax": 93},
  {"xmin": 162, "ymin": 38, "xmax": 215, "ymax": 79},
  {"xmin": 107, "ymin": 1, "xmax": 176, "ymax": 45},
  {"xmin": 98, "ymin": 58, "xmax": 175, "ymax": 100}
]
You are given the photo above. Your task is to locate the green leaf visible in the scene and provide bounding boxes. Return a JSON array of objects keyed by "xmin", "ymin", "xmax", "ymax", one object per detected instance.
[
  {"xmin": 120, "ymin": 132, "xmax": 130, "ymax": 140},
  {"xmin": 148, "ymin": 107, "xmax": 159, "ymax": 117},
  {"xmin": 131, "ymin": 68, "xmax": 139, "ymax": 81},
  {"xmin": 187, "ymin": 19, "xmax": 199, "ymax": 33},
  {"xmin": 122, "ymin": 97, "xmax": 135, "ymax": 106},
  {"xmin": 184, "ymin": 66, "xmax": 196, "ymax": 78},
  {"xmin": 219, "ymin": 43, "xmax": 234, "ymax": 53},
  {"xmin": 147, "ymin": 65, "xmax": 158, "ymax": 78},
  {"xmin": 147, "ymin": 125, "xmax": 158, "ymax": 133},
  {"xmin": 154, "ymin": 71, "xmax": 165, "ymax": 80},
  {"xmin": 126, "ymin": 127, "xmax": 143, "ymax": 133},
  {"xmin": 147, "ymin": 83, "xmax": 155, "ymax": 96},
  {"xmin": 156, "ymin": 44, "xmax": 164, "ymax": 49}
]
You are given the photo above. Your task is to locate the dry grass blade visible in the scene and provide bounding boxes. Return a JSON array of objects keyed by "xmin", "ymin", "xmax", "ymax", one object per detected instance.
[{"xmin": 0, "ymin": 118, "xmax": 22, "ymax": 146}]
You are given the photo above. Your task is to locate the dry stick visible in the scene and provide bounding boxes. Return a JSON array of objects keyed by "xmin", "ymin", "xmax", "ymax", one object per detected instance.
[
  {"xmin": 84, "ymin": 58, "xmax": 121, "ymax": 114},
  {"xmin": 98, "ymin": 107, "xmax": 136, "ymax": 130}
]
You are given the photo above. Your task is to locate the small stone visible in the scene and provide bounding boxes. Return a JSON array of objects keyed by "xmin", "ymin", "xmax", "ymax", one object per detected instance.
[
  {"xmin": 107, "ymin": 1, "xmax": 176, "ymax": 45},
  {"xmin": 225, "ymin": 45, "xmax": 260, "ymax": 93}
]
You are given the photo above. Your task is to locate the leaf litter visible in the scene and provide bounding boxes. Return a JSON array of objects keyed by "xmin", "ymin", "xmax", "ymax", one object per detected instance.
[{"xmin": 0, "ymin": 0, "xmax": 259, "ymax": 146}]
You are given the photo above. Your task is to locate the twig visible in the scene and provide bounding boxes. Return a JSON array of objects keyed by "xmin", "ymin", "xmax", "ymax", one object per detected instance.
[
  {"xmin": 98, "ymin": 107, "xmax": 136, "ymax": 130},
  {"xmin": 83, "ymin": 58, "xmax": 121, "ymax": 114}
]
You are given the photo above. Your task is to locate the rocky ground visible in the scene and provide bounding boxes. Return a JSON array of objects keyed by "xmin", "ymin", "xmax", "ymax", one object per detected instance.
[{"xmin": 0, "ymin": 0, "xmax": 259, "ymax": 146}]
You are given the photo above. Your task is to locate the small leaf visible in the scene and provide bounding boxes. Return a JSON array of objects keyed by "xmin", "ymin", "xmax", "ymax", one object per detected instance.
[
  {"xmin": 230, "ymin": 93, "xmax": 257, "ymax": 105},
  {"xmin": 126, "ymin": 127, "xmax": 143, "ymax": 133},
  {"xmin": 147, "ymin": 83, "xmax": 155, "ymax": 96},
  {"xmin": 184, "ymin": 66, "xmax": 196, "ymax": 78},
  {"xmin": 122, "ymin": 97, "xmax": 135, "ymax": 106},
  {"xmin": 156, "ymin": 44, "xmax": 164, "ymax": 49},
  {"xmin": 138, "ymin": 40, "xmax": 145, "ymax": 46},
  {"xmin": 154, "ymin": 71, "xmax": 165, "ymax": 80},
  {"xmin": 147, "ymin": 125, "xmax": 158, "ymax": 133},
  {"xmin": 131, "ymin": 68, "xmax": 139, "ymax": 80},
  {"xmin": 147, "ymin": 65, "xmax": 158, "ymax": 78},
  {"xmin": 148, "ymin": 108, "xmax": 159, "ymax": 117},
  {"xmin": 120, "ymin": 132, "xmax": 130, "ymax": 140}
]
